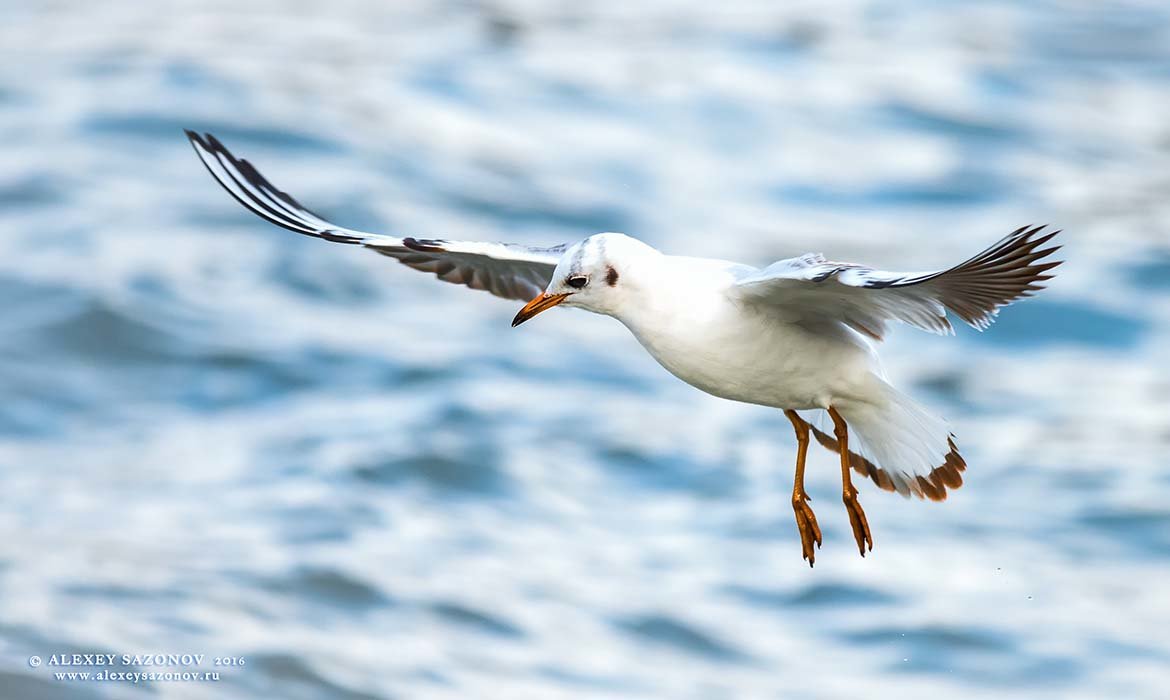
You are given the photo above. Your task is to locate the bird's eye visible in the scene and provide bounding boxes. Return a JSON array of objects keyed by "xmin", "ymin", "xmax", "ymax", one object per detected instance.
[{"xmin": 567, "ymin": 276, "xmax": 588, "ymax": 289}]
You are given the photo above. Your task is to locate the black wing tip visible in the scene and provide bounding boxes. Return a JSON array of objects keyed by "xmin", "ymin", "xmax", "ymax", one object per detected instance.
[
  {"xmin": 1006, "ymin": 224, "xmax": 1063, "ymax": 256},
  {"xmin": 186, "ymin": 131, "xmax": 243, "ymax": 171},
  {"xmin": 403, "ymin": 237, "xmax": 448, "ymax": 252},
  {"xmin": 196, "ymin": 131, "xmax": 235, "ymax": 160},
  {"xmin": 184, "ymin": 129, "xmax": 350, "ymax": 239},
  {"xmin": 185, "ymin": 129, "xmax": 210, "ymax": 153},
  {"xmin": 1021, "ymin": 224, "xmax": 1065, "ymax": 244},
  {"xmin": 1006, "ymin": 228, "xmax": 1062, "ymax": 244},
  {"xmin": 936, "ymin": 224, "xmax": 1067, "ymax": 332},
  {"xmin": 185, "ymin": 129, "xmax": 220, "ymax": 150},
  {"xmin": 184, "ymin": 130, "xmax": 247, "ymax": 165}
]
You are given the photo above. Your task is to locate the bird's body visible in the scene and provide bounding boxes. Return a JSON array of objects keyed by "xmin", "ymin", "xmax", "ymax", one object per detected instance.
[
  {"xmin": 186, "ymin": 130, "xmax": 1062, "ymax": 565},
  {"xmin": 608, "ymin": 253, "xmax": 874, "ymax": 411}
]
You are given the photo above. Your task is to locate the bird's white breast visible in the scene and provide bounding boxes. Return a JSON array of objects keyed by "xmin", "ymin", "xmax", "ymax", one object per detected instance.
[{"xmin": 613, "ymin": 257, "xmax": 876, "ymax": 410}]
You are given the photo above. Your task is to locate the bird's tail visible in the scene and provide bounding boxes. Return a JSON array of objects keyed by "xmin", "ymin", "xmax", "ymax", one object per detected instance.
[{"xmin": 808, "ymin": 377, "xmax": 966, "ymax": 500}]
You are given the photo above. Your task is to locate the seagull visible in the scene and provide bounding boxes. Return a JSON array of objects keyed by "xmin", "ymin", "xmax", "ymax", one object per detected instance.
[{"xmin": 186, "ymin": 130, "xmax": 1062, "ymax": 566}]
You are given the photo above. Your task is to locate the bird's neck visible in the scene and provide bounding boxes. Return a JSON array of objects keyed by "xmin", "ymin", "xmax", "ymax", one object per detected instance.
[{"xmin": 609, "ymin": 255, "xmax": 736, "ymax": 337}]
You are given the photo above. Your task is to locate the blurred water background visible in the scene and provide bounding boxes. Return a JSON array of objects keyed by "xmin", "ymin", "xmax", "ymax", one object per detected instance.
[{"xmin": 1, "ymin": 1, "xmax": 1169, "ymax": 698}]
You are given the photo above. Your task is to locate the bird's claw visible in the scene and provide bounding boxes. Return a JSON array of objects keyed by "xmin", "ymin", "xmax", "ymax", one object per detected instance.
[
  {"xmin": 842, "ymin": 487, "xmax": 873, "ymax": 556},
  {"xmin": 792, "ymin": 492, "xmax": 822, "ymax": 566}
]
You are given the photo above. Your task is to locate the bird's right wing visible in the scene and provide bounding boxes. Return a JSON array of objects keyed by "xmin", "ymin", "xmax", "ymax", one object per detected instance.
[
  {"xmin": 186, "ymin": 131, "xmax": 564, "ymax": 301},
  {"xmin": 732, "ymin": 226, "xmax": 1062, "ymax": 340}
]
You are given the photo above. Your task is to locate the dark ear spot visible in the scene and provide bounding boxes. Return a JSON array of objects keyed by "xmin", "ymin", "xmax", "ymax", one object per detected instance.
[{"xmin": 606, "ymin": 265, "xmax": 619, "ymax": 286}]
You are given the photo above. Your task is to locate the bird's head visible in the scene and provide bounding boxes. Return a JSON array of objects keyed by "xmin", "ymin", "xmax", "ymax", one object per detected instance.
[{"xmin": 512, "ymin": 232, "xmax": 657, "ymax": 326}]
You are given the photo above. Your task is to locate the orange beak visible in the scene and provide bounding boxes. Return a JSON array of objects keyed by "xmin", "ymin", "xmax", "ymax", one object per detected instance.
[{"xmin": 512, "ymin": 292, "xmax": 569, "ymax": 327}]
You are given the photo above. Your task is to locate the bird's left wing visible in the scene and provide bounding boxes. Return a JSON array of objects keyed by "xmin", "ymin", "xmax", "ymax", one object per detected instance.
[
  {"xmin": 733, "ymin": 226, "xmax": 1062, "ymax": 340},
  {"xmin": 186, "ymin": 131, "xmax": 564, "ymax": 301}
]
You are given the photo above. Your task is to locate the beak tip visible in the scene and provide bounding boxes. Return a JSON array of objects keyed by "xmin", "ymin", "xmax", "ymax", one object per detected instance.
[{"xmin": 512, "ymin": 292, "xmax": 567, "ymax": 328}]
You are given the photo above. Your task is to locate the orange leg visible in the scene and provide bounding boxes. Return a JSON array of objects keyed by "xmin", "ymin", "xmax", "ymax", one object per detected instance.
[
  {"xmin": 784, "ymin": 410, "xmax": 822, "ymax": 566},
  {"xmin": 828, "ymin": 407, "xmax": 873, "ymax": 556}
]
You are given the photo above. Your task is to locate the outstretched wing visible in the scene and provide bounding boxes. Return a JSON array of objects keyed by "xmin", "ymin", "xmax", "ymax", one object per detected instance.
[
  {"xmin": 185, "ymin": 131, "xmax": 565, "ymax": 301},
  {"xmin": 733, "ymin": 226, "xmax": 1062, "ymax": 340}
]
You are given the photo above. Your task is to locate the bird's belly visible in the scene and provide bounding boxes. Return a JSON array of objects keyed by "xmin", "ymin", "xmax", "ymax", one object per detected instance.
[{"xmin": 627, "ymin": 316, "xmax": 871, "ymax": 410}]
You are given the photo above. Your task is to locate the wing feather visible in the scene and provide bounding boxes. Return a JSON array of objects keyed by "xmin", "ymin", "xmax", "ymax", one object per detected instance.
[
  {"xmin": 186, "ymin": 131, "xmax": 564, "ymax": 302},
  {"xmin": 734, "ymin": 226, "xmax": 1063, "ymax": 339}
]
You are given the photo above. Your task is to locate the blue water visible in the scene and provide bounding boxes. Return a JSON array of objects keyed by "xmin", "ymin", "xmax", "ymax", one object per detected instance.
[{"xmin": 1, "ymin": 2, "xmax": 1169, "ymax": 699}]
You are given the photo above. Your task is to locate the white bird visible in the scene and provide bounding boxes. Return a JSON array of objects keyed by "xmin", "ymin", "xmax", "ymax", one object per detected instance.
[{"xmin": 187, "ymin": 131, "xmax": 1062, "ymax": 566}]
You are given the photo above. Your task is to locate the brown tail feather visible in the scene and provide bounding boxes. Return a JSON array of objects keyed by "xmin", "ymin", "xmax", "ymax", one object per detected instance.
[{"xmin": 809, "ymin": 426, "xmax": 966, "ymax": 501}]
